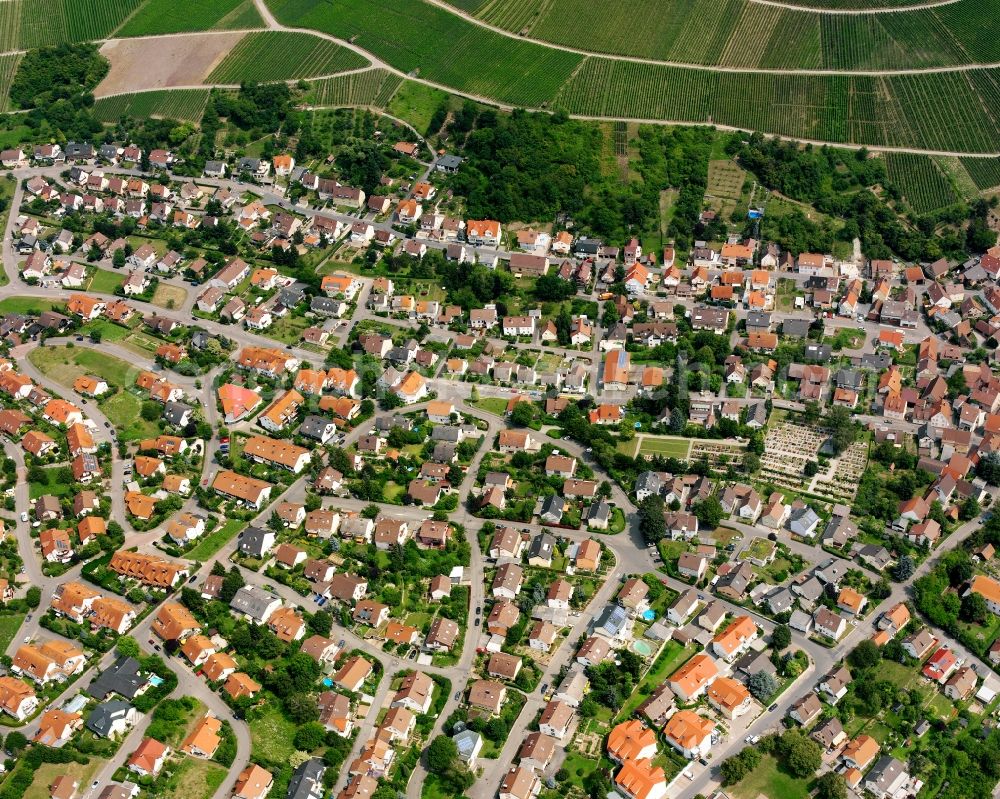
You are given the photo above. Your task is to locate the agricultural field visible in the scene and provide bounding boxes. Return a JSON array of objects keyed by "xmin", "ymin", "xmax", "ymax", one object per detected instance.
[
  {"xmin": 960, "ymin": 157, "xmax": 1000, "ymax": 191},
  {"xmin": 884, "ymin": 152, "xmax": 961, "ymax": 213},
  {"xmin": 93, "ymin": 89, "xmax": 211, "ymax": 123},
  {"xmin": 116, "ymin": 0, "xmax": 263, "ymax": 37},
  {"xmin": 309, "ymin": 68, "xmax": 403, "ymax": 108},
  {"xmin": 208, "ymin": 31, "xmax": 369, "ymax": 83}
]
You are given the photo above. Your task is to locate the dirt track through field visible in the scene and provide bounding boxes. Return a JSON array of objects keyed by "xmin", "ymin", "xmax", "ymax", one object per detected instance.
[{"xmin": 95, "ymin": 31, "xmax": 249, "ymax": 96}]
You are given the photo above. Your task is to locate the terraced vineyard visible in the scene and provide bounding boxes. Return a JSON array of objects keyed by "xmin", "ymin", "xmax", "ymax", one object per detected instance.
[
  {"xmin": 0, "ymin": 0, "xmax": 143, "ymax": 51},
  {"xmin": 472, "ymin": 0, "xmax": 1000, "ymax": 69},
  {"xmin": 116, "ymin": 0, "xmax": 263, "ymax": 37},
  {"xmin": 0, "ymin": 53, "xmax": 20, "ymax": 113},
  {"xmin": 93, "ymin": 89, "xmax": 211, "ymax": 123},
  {"xmin": 309, "ymin": 69, "xmax": 403, "ymax": 108},
  {"xmin": 208, "ymin": 31, "xmax": 369, "ymax": 83},
  {"xmin": 960, "ymin": 157, "xmax": 1000, "ymax": 190},
  {"xmin": 259, "ymin": 0, "xmax": 1000, "ymax": 153},
  {"xmin": 884, "ymin": 152, "xmax": 960, "ymax": 212},
  {"xmin": 266, "ymin": 0, "xmax": 582, "ymax": 107}
]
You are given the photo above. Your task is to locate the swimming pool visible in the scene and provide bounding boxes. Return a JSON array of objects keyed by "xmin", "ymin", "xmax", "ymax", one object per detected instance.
[
  {"xmin": 632, "ymin": 640, "xmax": 654, "ymax": 657},
  {"xmin": 641, "ymin": 609, "xmax": 656, "ymax": 621}
]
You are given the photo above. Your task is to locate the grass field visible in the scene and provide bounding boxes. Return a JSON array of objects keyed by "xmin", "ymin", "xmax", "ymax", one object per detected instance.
[
  {"xmin": 209, "ymin": 31, "xmax": 368, "ymax": 83},
  {"xmin": 731, "ymin": 754, "xmax": 812, "ymax": 799},
  {"xmin": 187, "ymin": 519, "xmax": 246, "ymax": 561},
  {"xmin": 25, "ymin": 759, "xmax": 104, "ymax": 799},
  {"xmin": 93, "ymin": 90, "xmax": 211, "ymax": 123},
  {"xmin": 0, "ymin": 614, "xmax": 24, "ymax": 655},
  {"xmin": 29, "ymin": 345, "xmax": 139, "ymax": 390},
  {"xmin": 387, "ymin": 81, "xmax": 452, "ymax": 132},
  {"xmin": 87, "ymin": 268, "xmax": 125, "ymax": 294},
  {"xmin": 626, "ymin": 435, "xmax": 692, "ymax": 460},
  {"xmin": 159, "ymin": 757, "xmax": 228, "ymax": 799},
  {"xmin": 117, "ymin": 0, "xmax": 262, "ymax": 36},
  {"xmin": 0, "ymin": 297, "xmax": 61, "ymax": 315},
  {"xmin": 151, "ymin": 283, "xmax": 187, "ymax": 310},
  {"xmin": 249, "ymin": 702, "xmax": 298, "ymax": 764},
  {"xmin": 100, "ymin": 390, "xmax": 161, "ymax": 442}
]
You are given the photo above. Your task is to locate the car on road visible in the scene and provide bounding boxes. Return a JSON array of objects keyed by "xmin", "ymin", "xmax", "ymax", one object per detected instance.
[
  {"xmin": 768, "ymin": 703, "xmax": 778, "ymax": 711},
  {"xmin": 19, "ymin": 511, "xmax": 27, "ymax": 522},
  {"xmin": 475, "ymin": 606, "xmax": 481, "ymax": 615},
  {"xmin": 338, "ymin": 639, "xmax": 346, "ymax": 649},
  {"xmin": 454, "ymin": 691, "xmax": 462, "ymax": 701},
  {"xmin": 76, "ymin": 336, "xmax": 83, "ymax": 342},
  {"xmin": 474, "ymin": 618, "xmax": 480, "ymax": 626},
  {"xmin": 540, "ymin": 683, "xmax": 547, "ymax": 693},
  {"xmin": 698, "ymin": 758, "xmax": 709, "ymax": 766},
  {"xmin": 104, "ymin": 421, "xmax": 110, "ymax": 428},
  {"xmin": 697, "ymin": 594, "xmax": 705, "ymax": 600}
]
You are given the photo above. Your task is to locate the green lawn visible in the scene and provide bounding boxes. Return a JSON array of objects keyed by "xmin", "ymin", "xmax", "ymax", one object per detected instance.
[
  {"xmin": 0, "ymin": 297, "xmax": 62, "ymax": 315},
  {"xmin": 608, "ymin": 507, "xmax": 627, "ymax": 534},
  {"xmin": 160, "ymin": 757, "xmax": 228, "ymax": 799},
  {"xmin": 187, "ymin": 520, "xmax": 247, "ymax": 561},
  {"xmin": 616, "ymin": 640, "xmax": 693, "ymax": 721},
  {"xmin": 0, "ymin": 614, "xmax": 25, "ymax": 654},
  {"xmin": 471, "ymin": 397, "xmax": 508, "ymax": 417},
  {"xmin": 87, "ymin": 268, "xmax": 125, "ymax": 294},
  {"xmin": 249, "ymin": 702, "xmax": 298, "ymax": 764},
  {"xmin": 731, "ymin": 755, "xmax": 812, "ymax": 799},
  {"xmin": 28, "ymin": 345, "xmax": 139, "ymax": 390},
  {"xmin": 636, "ymin": 436, "xmax": 692, "ymax": 459},
  {"xmin": 29, "ymin": 468, "xmax": 74, "ymax": 499},
  {"xmin": 80, "ymin": 319, "xmax": 130, "ymax": 342},
  {"xmin": 24, "ymin": 759, "xmax": 105, "ymax": 799},
  {"xmin": 263, "ymin": 314, "xmax": 311, "ymax": 345},
  {"xmin": 100, "ymin": 391, "xmax": 161, "ymax": 442}
]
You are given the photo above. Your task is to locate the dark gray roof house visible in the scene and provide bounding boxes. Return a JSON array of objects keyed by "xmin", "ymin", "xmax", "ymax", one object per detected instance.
[
  {"xmin": 230, "ymin": 584, "xmax": 281, "ymax": 623},
  {"xmin": 278, "ymin": 284, "xmax": 307, "ymax": 308},
  {"xmin": 87, "ymin": 657, "xmax": 146, "ymax": 700},
  {"xmin": 432, "ymin": 443, "xmax": 457, "ymax": 463},
  {"xmin": 162, "ymin": 402, "xmax": 193, "ymax": 427},
  {"xmin": 861, "ymin": 350, "xmax": 893, "ymax": 370},
  {"xmin": 299, "ymin": 415, "xmax": 336, "ymax": 442},
  {"xmin": 310, "ymin": 296, "xmax": 340, "ymax": 316},
  {"xmin": 781, "ymin": 318, "xmax": 811, "ymax": 338},
  {"xmin": 431, "ymin": 426, "xmax": 462, "ymax": 443},
  {"xmin": 745, "ymin": 312, "xmax": 771, "ymax": 332},
  {"xmin": 86, "ymin": 699, "xmax": 134, "ymax": 738},
  {"xmin": 804, "ymin": 343, "xmax": 832, "ymax": 363},
  {"xmin": 539, "ymin": 495, "xmax": 565, "ymax": 523},
  {"xmin": 528, "ymin": 533, "xmax": 555, "ymax": 564},
  {"xmin": 237, "ymin": 526, "xmax": 275, "ymax": 558},
  {"xmin": 587, "ymin": 501, "xmax": 612, "ymax": 528},
  {"xmin": 287, "ymin": 758, "xmax": 325, "ymax": 799}
]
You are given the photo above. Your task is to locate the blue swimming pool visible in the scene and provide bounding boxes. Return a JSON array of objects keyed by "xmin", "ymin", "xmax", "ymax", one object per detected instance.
[{"xmin": 642, "ymin": 609, "xmax": 656, "ymax": 621}]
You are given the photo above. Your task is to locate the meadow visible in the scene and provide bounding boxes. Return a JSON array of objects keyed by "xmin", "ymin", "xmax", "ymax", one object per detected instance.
[{"xmin": 208, "ymin": 31, "xmax": 369, "ymax": 83}]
